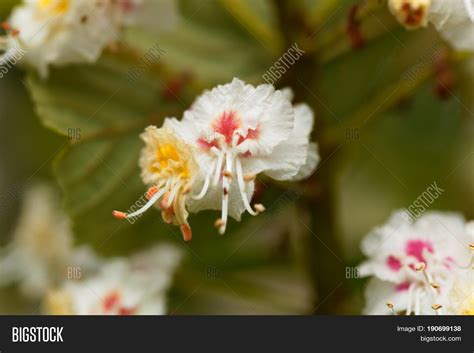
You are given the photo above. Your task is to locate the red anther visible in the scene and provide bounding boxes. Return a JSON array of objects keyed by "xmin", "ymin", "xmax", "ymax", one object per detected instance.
[
  {"xmin": 347, "ymin": 5, "xmax": 365, "ymax": 49},
  {"xmin": 1, "ymin": 22, "xmax": 11, "ymax": 30},
  {"xmin": 160, "ymin": 192, "xmax": 169, "ymax": 209},
  {"xmin": 118, "ymin": 307, "xmax": 135, "ymax": 315},
  {"xmin": 11, "ymin": 29, "xmax": 19, "ymax": 37},
  {"xmin": 146, "ymin": 185, "xmax": 159, "ymax": 200},
  {"xmin": 180, "ymin": 224, "xmax": 192, "ymax": 241},
  {"xmin": 162, "ymin": 72, "xmax": 192, "ymax": 101},
  {"xmin": 103, "ymin": 291, "xmax": 120, "ymax": 312},
  {"xmin": 401, "ymin": 3, "xmax": 425, "ymax": 27},
  {"xmin": 161, "ymin": 209, "xmax": 173, "ymax": 224},
  {"xmin": 112, "ymin": 210, "xmax": 127, "ymax": 219}
]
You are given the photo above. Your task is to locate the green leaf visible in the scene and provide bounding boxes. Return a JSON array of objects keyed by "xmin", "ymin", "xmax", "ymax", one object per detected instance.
[
  {"xmin": 26, "ymin": 51, "xmax": 193, "ymax": 254},
  {"xmin": 125, "ymin": 0, "xmax": 277, "ymax": 86}
]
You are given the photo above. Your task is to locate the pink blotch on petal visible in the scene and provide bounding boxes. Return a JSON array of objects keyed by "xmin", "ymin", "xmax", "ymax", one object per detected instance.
[
  {"xmin": 405, "ymin": 239, "xmax": 433, "ymax": 263},
  {"xmin": 103, "ymin": 291, "xmax": 120, "ymax": 312},
  {"xmin": 386, "ymin": 255, "xmax": 402, "ymax": 272},
  {"xmin": 443, "ymin": 256, "xmax": 455, "ymax": 269},
  {"xmin": 214, "ymin": 111, "xmax": 241, "ymax": 146},
  {"xmin": 197, "ymin": 137, "xmax": 219, "ymax": 150},
  {"xmin": 395, "ymin": 281, "xmax": 411, "ymax": 292},
  {"xmin": 118, "ymin": 307, "xmax": 136, "ymax": 315},
  {"xmin": 237, "ymin": 127, "xmax": 259, "ymax": 145}
]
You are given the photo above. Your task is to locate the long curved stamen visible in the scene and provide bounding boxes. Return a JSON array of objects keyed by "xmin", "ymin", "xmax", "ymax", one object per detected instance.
[
  {"xmin": 416, "ymin": 262, "xmax": 440, "ymax": 315},
  {"xmin": 166, "ymin": 180, "xmax": 183, "ymax": 209},
  {"xmin": 464, "ymin": 0, "xmax": 474, "ymax": 21},
  {"xmin": 405, "ymin": 283, "xmax": 415, "ymax": 315},
  {"xmin": 218, "ymin": 153, "xmax": 233, "ymax": 234},
  {"xmin": 113, "ymin": 188, "xmax": 166, "ymax": 219},
  {"xmin": 192, "ymin": 159, "xmax": 217, "ymax": 200},
  {"xmin": 386, "ymin": 302, "xmax": 396, "ymax": 315},
  {"xmin": 458, "ymin": 243, "xmax": 474, "ymax": 269},
  {"xmin": 235, "ymin": 158, "xmax": 258, "ymax": 216},
  {"xmin": 414, "ymin": 287, "xmax": 421, "ymax": 315},
  {"xmin": 211, "ymin": 147, "xmax": 224, "ymax": 186}
]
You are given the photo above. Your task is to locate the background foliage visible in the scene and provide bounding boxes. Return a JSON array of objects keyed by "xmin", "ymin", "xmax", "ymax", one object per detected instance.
[{"xmin": 0, "ymin": 0, "xmax": 473, "ymax": 314}]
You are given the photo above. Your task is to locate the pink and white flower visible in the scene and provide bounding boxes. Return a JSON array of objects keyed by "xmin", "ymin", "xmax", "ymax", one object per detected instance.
[
  {"xmin": 443, "ymin": 266, "xmax": 474, "ymax": 315},
  {"xmin": 1, "ymin": 0, "xmax": 178, "ymax": 77},
  {"xmin": 113, "ymin": 125, "xmax": 199, "ymax": 241},
  {"xmin": 0, "ymin": 183, "xmax": 100, "ymax": 299},
  {"xmin": 166, "ymin": 78, "xmax": 319, "ymax": 234},
  {"xmin": 360, "ymin": 210, "xmax": 472, "ymax": 315},
  {"xmin": 388, "ymin": 0, "xmax": 474, "ymax": 51},
  {"xmin": 44, "ymin": 244, "xmax": 182, "ymax": 315}
]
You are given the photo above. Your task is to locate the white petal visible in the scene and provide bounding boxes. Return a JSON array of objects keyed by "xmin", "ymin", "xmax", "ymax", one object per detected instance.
[
  {"xmin": 429, "ymin": 0, "xmax": 474, "ymax": 51},
  {"xmin": 291, "ymin": 143, "xmax": 320, "ymax": 181},
  {"xmin": 363, "ymin": 279, "xmax": 408, "ymax": 315},
  {"xmin": 8, "ymin": 0, "xmax": 121, "ymax": 76},
  {"xmin": 237, "ymin": 87, "xmax": 294, "ymax": 156},
  {"xmin": 280, "ymin": 87, "xmax": 294, "ymax": 101},
  {"xmin": 243, "ymin": 102, "xmax": 317, "ymax": 180},
  {"xmin": 163, "ymin": 117, "xmax": 200, "ymax": 143},
  {"xmin": 293, "ymin": 103, "xmax": 314, "ymax": 137},
  {"xmin": 247, "ymin": 136, "xmax": 308, "ymax": 180}
]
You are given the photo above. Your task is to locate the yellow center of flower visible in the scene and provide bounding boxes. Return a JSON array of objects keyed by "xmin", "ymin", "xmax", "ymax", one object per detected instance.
[
  {"xmin": 43, "ymin": 290, "xmax": 73, "ymax": 315},
  {"xmin": 460, "ymin": 297, "xmax": 474, "ymax": 315},
  {"xmin": 154, "ymin": 143, "xmax": 190, "ymax": 179},
  {"xmin": 38, "ymin": 0, "xmax": 70, "ymax": 14}
]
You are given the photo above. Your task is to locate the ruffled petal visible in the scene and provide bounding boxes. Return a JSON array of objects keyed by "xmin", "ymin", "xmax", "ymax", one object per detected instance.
[{"xmin": 429, "ymin": 0, "xmax": 474, "ymax": 51}]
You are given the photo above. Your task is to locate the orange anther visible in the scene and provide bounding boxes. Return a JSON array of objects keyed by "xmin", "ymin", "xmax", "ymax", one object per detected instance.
[
  {"xmin": 180, "ymin": 224, "xmax": 192, "ymax": 241},
  {"xmin": 160, "ymin": 191, "xmax": 169, "ymax": 208},
  {"xmin": 146, "ymin": 186, "xmax": 159, "ymax": 200},
  {"xmin": 112, "ymin": 210, "xmax": 127, "ymax": 219}
]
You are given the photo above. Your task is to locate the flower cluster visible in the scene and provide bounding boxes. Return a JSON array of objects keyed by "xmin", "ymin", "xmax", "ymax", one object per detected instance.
[
  {"xmin": 113, "ymin": 78, "xmax": 319, "ymax": 240},
  {"xmin": 0, "ymin": 183, "xmax": 99, "ymax": 298},
  {"xmin": 360, "ymin": 211, "xmax": 473, "ymax": 315},
  {"xmin": 0, "ymin": 183, "xmax": 182, "ymax": 314},
  {"xmin": 388, "ymin": 0, "xmax": 474, "ymax": 51},
  {"xmin": 0, "ymin": 0, "xmax": 178, "ymax": 77},
  {"xmin": 44, "ymin": 244, "xmax": 181, "ymax": 315}
]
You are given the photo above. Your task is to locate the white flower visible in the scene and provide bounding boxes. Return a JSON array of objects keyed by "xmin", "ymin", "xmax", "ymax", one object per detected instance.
[
  {"xmin": 360, "ymin": 210, "xmax": 472, "ymax": 315},
  {"xmin": 113, "ymin": 125, "xmax": 199, "ymax": 241},
  {"xmin": 4, "ymin": 0, "xmax": 121, "ymax": 77},
  {"xmin": 2, "ymin": 0, "xmax": 178, "ymax": 77},
  {"xmin": 442, "ymin": 222, "xmax": 474, "ymax": 315},
  {"xmin": 429, "ymin": 0, "xmax": 474, "ymax": 51},
  {"xmin": 43, "ymin": 244, "xmax": 182, "ymax": 315},
  {"xmin": 0, "ymin": 183, "xmax": 99, "ymax": 298},
  {"xmin": 443, "ymin": 266, "xmax": 474, "ymax": 315},
  {"xmin": 167, "ymin": 78, "xmax": 319, "ymax": 234},
  {"xmin": 388, "ymin": 0, "xmax": 431, "ymax": 29},
  {"xmin": 388, "ymin": 0, "xmax": 474, "ymax": 51}
]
